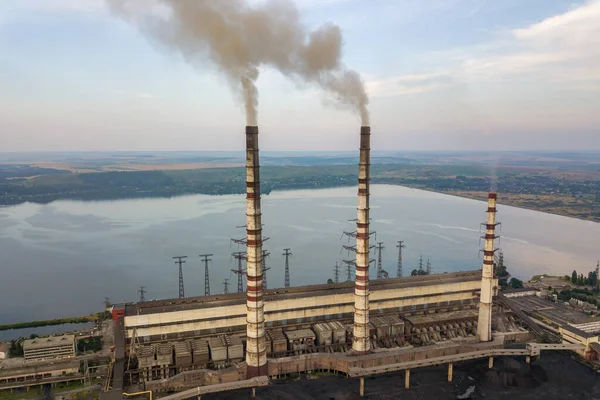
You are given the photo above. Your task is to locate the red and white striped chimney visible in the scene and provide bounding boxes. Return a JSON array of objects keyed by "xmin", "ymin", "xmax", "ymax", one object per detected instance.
[
  {"xmin": 245, "ymin": 126, "xmax": 267, "ymax": 377},
  {"xmin": 477, "ymin": 192, "xmax": 498, "ymax": 342},
  {"xmin": 353, "ymin": 126, "xmax": 371, "ymax": 354}
]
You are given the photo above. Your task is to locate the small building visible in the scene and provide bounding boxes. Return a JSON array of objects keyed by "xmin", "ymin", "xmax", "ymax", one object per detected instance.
[
  {"xmin": 560, "ymin": 324, "xmax": 600, "ymax": 360},
  {"xmin": 312, "ymin": 323, "xmax": 333, "ymax": 346},
  {"xmin": 208, "ymin": 337, "xmax": 227, "ymax": 367},
  {"xmin": 225, "ymin": 335, "xmax": 244, "ymax": 362},
  {"xmin": 111, "ymin": 304, "xmax": 126, "ymax": 322},
  {"xmin": 192, "ymin": 339, "xmax": 209, "ymax": 367},
  {"xmin": 503, "ymin": 288, "xmax": 538, "ymax": 298},
  {"xmin": 23, "ymin": 335, "xmax": 76, "ymax": 362},
  {"xmin": 327, "ymin": 321, "xmax": 346, "ymax": 344},
  {"xmin": 0, "ymin": 359, "xmax": 79, "ymax": 386},
  {"xmin": 266, "ymin": 329, "xmax": 287, "ymax": 356},
  {"xmin": 283, "ymin": 329, "xmax": 315, "ymax": 352},
  {"xmin": 0, "ymin": 342, "xmax": 10, "ymax": 360}
]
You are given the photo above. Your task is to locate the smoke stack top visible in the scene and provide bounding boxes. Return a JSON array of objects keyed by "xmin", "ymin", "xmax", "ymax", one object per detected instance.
[{"xmin": 108, "ymin": 0, "xmax": 369, "ymax": 125}]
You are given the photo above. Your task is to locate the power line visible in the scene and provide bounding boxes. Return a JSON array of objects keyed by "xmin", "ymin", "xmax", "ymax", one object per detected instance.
[
  {"xmin": 199, "ymin": 254, "xmax": 213, "ymax": 296},
  {"xmin": 396, "ymin": 241, "xmax": 406, "ymax": 278},
  {"xmin": 341, "ymin": 259, "xmax": 355, "ymax": 282},
  {"xmin": 138, "ymin": 286, "xmax": 146, "ymax": 303},
  {"xmin": 173, "ymin": 256, "xmax": 187, "ymax": 299},
  {"xmin": 333, "ymin": 261, "xmax": 340, "ymax": 284},
  {"xmin": 262, "ymin": 249, "xmax": 271, "ymax": 290},
  {"xmin": 426, "ymin": 258, "xmax": 432, "ymax": 275},
  {"xmin": 376, "ymin": 242, "xmax": 385, "ymax": 279},
  {"xmin": 231, "ymin": 252, "xmax": 247, "ymax": 293},
  {"xmin": 283, "ymin": 248, "xmax": 293, "ymax": 288},
  {"xmin": 222, "ymin": 278, "xmax": 229, "ymax": 295}
]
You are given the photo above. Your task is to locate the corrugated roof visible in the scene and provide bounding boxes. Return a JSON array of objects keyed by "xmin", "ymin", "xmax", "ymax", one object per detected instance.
[{"xmin": 23, "ymin": 334, "xmax": 75, "ymax": 350}]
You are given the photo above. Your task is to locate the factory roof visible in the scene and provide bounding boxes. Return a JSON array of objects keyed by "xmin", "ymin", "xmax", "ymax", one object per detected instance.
[
  {"xmin": 23, "ymin": 334, "xmax": 75, "ymax": 351},
  {"xmin": 0, "ymin": 342, "xmax": 9, "ymax": 353},
  {"xmin": 0, "ymin": 359, "xmax": 79, "ymax": 379},
  {"xmin": 125, "ymin": 270, "xmax": 481, "ymax": 316},
  {"xmin": 405, "ymin": 309, "xmax": 478, "ymax": 325},
  {"xmin": 284, "ymin": 329, "xmax": 316, "ymax": 340}
]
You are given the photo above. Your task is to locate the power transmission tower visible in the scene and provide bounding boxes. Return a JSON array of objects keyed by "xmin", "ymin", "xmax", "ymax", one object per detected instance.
[
  {"xmin": 199, "ymin": 254, "xmax": 213, "ymax": 296},
  {"xmin": 342, "ymin": 260, "xmax": 355, "ymax": 282},
  {"xmin": 283, "ymin": 248, "xmax": 293, "ymax": 288},
  {"xmin": 173, "ymin": 256, "xmax": 187, "ymax": 298},
  {"xmin": 103, "ymin": 297, "xmax": 111, "ymax": 309},
  {"xmin": 376, "ymin": 242, "xmax": 385, "ymax": 279},
  {"xmin": 138, "ymin": 286, "xmax": 146, "ymax": 302},
  {"xmin": 596, "ymin": 260, "xmax": 600, "ymax": 291},
  {"xmin": 333, "ymin": 262, "xmax": 340, "ymax": 284},
  {"xmin": 418, "ymin": 255, "xmax": 424, "ymax": 273},
  {"xmin": 262, "ymin": 250, "xmax": 271, "ymax": 290},
  {"xmin": 396, "ymin": 241, "xmax": 406, "ymax": 277},
  {"xmin": 231, "ymin": 252, "xmax": 247, "ymax": 293},
  {"xmin": 341, "ymin": 244, "xmax": 375, "ymax": 256},
  {"xmin": 222, "ymin": 278, "xmax": 229, "ymax": 294},
  {"xmin": 426, "ymin": 258, "xmax": 432, "ymax": 275}
]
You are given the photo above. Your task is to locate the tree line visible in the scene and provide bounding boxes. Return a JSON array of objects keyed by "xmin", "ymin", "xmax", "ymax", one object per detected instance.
[{"xmin": 569, "ymin": 267, "xmax": 599, "ymax": 289}]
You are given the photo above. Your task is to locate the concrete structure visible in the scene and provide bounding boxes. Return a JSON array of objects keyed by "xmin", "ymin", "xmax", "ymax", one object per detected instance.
[
  {"xmin": 0, "ymin": 342, "xmax": 9, "ymax": 360},
  {"xmin": 244, "ymin": 125, "xmax": 267, "ymax": 377},
  {"xmin": 123, "ymin": 271, "xmax": 484, "ymax": 343},
  {"xmin": 560, "ymin": 324, "xmax": 600, "ymax": 359},
  {"xmin": 353, "ymin": 126, "xmax": 371, "ymax": 354},
  {"xmin": 283, "ymin": 329, "xmax": 315, "ymax": 353},
  {"xmin": 503, "ymin": 288, "xmax": 538, "ymax": 298},
  {"xmin": 266, "ymin": 330, "xmax": 287, "ymax": 357},
  {"xmin": 174, "ymin": 341, "xmax": 192, "ymax": 371},
  {"xmin": 226, "ymin": 335, "xmax": 244, "ymax": 363},
  {"xmin": 192, "ymin": 339, "xmax": 209, "ymax": 367},
  {"xmin": 0, "ymin": 359, "xmax": 79, "ymax": 387},
  {"xmin": 313, "ymin": 323, "xmax": 333, "ymax": 346},
  {"xmin": 477, "ymin": 193, "xmax": 498, "ymax": 342},
  {"xmin": 22, "ymin": 334, "xmax": 75, "ymax": 362},
  {"xmin": 208, "ymin": 337, "xmax": 227, "ymax": 368}
]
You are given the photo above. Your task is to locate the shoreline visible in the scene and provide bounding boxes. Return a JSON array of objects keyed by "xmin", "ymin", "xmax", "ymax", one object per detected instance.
[
  {"xmin": 2, "ymin": 182, "xmax": 598, "ymax": 224},
  {"xmin": 401, "ymin": 186, "xmax": 600, "ymax": 224}
]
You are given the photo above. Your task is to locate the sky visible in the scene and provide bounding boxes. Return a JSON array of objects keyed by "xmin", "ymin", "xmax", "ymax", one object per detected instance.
[{"xmin": 0, "ymin": 0, "xmax": 599, "ymax": 152}]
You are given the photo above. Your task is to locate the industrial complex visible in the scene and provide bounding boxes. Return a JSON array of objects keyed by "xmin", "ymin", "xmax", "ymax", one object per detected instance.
[{"xmin": 2, "ymin": 125, "xmax": 600, "ymax": 400}]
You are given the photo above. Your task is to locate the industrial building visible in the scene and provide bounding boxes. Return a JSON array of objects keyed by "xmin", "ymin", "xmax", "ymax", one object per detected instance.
[
  {"xmin": 0, "ymin": 359, "xmax": 79, "ymax": 386},
  {"xmin": 22, "ymin": 334, "xmax": 76, "ymax": 362},
  {"xmin": 0, "ymin": 343, "xmax": 9, "ymax": 360},
  {"xmin": 124, "ymin": 271, "xmax": 484, "ymax": 343}
]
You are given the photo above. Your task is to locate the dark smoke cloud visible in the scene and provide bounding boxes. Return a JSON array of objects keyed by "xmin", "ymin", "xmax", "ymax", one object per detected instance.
[{"xmin": 106, "ymin": 0, "xmax": 370, "ymax": 125}]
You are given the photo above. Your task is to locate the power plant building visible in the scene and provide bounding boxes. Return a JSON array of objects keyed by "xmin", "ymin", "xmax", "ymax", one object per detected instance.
[{"xmin": 22, "ymin": 334, "xmax": 76, "ymax": 362}]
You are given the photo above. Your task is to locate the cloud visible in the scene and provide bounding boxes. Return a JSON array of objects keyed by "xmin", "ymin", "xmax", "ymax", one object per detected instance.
[
  {"xmin": 2, "ymin": 0, "xmax": 105, "ymax": 14},
  {"xmin": 366, "ymin": 72, "xmax": 456, "ymax": 97},
  {"xmin": 465, "ymin": 0, "xmax": 600, "ymax": 81},
  {"xmin": 371, "ymin": 0, "xmax": 600, "ymax": 97}
]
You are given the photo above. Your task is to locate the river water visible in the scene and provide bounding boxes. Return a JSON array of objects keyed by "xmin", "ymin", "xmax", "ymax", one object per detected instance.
[{"xmin": 0, "ymin": 185, "xmax": 598, "ymax": 324}]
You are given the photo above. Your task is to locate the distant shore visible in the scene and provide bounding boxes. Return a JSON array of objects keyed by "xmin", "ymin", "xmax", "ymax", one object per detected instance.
[{"xmin": 2, "ymin": 163, "xmax": 598, "ymax": 223}]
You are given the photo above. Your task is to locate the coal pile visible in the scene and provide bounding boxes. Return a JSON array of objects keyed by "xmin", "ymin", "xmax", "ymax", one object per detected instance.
[{"xmin": 203, "ymin": 351, "xmax": 600, "ymax": 399}]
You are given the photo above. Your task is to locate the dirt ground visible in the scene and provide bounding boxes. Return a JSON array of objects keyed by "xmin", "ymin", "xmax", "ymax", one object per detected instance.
[{"xmin": 203, "ymin": 352, "xmax": 600, "ymax": 400}]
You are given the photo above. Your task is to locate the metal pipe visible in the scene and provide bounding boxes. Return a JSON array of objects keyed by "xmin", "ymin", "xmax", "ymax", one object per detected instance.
[
  {"xmin": 477, "ymin": 192, "xmax": 498, "ymax": 342},
  {"xmin": 353, "ymin": 126, "xmax": 371, "ymax": 354},
  {"xmin": 245, "ymin": 126, "xmax": 267, "ymax": 377}
]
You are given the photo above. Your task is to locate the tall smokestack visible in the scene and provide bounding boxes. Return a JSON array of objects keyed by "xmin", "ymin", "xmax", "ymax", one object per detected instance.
[
  {"xmin": 245, "ymin": 126, "xmax": 267, "ymax": 377},
  {"xmin": 353, "ymin": 126, "xmax": 371, "ymax": 354},
  {"xmin": 477, "ymin": 192, "xmax": 498, "ymax": 342}
]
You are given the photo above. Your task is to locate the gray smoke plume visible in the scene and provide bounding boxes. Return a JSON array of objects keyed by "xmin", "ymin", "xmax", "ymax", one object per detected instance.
[{"xmin": 106, "ymin": 0, "xmax": 369, "ymax": 126}]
